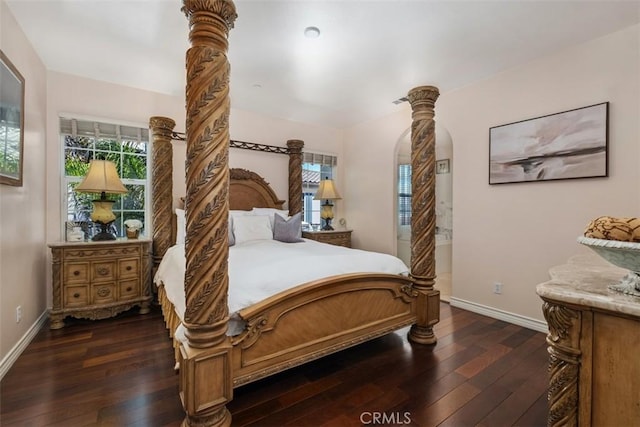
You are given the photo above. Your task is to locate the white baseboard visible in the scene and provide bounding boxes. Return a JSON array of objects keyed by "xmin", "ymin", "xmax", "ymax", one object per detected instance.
[
  {"xmin": 0, "ymin": 311, "xmax": 48, "ymax": 381},
  {"xmin": 449, "ymin": 297, "xmax": 548, "ymax": 333}
]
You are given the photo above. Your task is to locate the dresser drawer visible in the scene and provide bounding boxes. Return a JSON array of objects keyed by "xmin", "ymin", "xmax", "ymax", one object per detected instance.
[
  {"xmin": 91, "ymin": 261, "xmax": 116, "ymax": 282},
  {"xmin": 64, "ymin": 245, "xmax": 141, "ymax": 260},
  {"xmin": 302, "ymin": 230, "xmax": 352, "ymax": 248},
  {"xmin": 64, "ymin": 285, "xmax": 89, "ymax": 307},
  {"xmin": 92, "ymin": 283, "xmax": 116, "ymax": 304},
  {"xmin": 119, "ymin": 279, "xmax": 140, "ymax": 300},
  {"xmin": 119, "ymin": 258, "xmax": 139, "ymax": 279},
  {"xmin": 64, "ymin": 263, "xmax": 89, "ymax": 284}
]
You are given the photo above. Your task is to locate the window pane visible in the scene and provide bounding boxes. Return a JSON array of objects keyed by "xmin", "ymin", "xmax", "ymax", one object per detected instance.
[
  {"xmin": 64, "ymin": 148, "xmax": 93, "ymax": 176},
  {"xmin": 302, "ymin": 160, "xmax": 334, "ymax": 227},
  {"xmin": 95, "ymin": 138, "xmax": 120, "ymax": 152},
  {"xmin": 122, "ymin": 139, "xmax": 146, "ymax": 154},
  {"xmin": 66, "ymin": 182, "xmax": 94, "ymax": 222},
  {"xmin": 64, "ymin": 135, "xmax": 94, "ymax": 150},
  {"xmin": 122, "ymin": 154, "xmax": 146, "ymax": 179},
  {"xmin": 122, "ymin": 184, "xmax": 145, "ymax": 210},
  {"xmin": 398, "ymin": 164, "xmax": 412, "ymax": 226}
]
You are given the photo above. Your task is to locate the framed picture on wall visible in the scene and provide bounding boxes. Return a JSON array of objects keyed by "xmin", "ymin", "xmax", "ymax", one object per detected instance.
[
  {"xmin": 436, "ymin": 159, "xmax": 450, "ymax": 174},
  {"xmin": 0, "ymin": 50, "xmax": 25, "ymax": 186},
  {"xmin": 489, "ymin": 102, "xmax": 609, "ymax": 185}
]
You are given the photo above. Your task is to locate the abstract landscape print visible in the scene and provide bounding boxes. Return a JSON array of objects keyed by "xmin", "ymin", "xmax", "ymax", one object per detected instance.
[{"xmin": 489, "ymin": 102, "xmax": 608, "ymax": 184}]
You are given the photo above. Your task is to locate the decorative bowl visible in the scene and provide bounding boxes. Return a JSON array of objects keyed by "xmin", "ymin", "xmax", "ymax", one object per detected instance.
[{"xmin": 577, "ymin": 236, "xmax": 640, "ymax": 295}]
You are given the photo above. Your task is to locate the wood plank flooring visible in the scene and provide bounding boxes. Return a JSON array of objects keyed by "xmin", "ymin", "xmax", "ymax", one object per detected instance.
[{"xmin": 0, "ymin": 303, "xmax": 549, "ymax": 426}]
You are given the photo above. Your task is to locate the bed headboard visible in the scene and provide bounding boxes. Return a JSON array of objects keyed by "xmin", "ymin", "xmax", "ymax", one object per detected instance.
[{"xmin": 230, "ymin": 168, "xmax": 285, "ymax": 210}]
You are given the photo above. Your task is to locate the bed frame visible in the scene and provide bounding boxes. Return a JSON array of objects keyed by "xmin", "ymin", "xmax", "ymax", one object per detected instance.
[{"xmin": 150, "ymin": 2, "xmax": 441, "ymax": 426}]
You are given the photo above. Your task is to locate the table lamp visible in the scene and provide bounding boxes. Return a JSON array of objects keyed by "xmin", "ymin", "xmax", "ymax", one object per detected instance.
[
  {"xmin": 313, "ymin": 178, "xmax": 342, "ymax": 230},
  {"xmin": 75, "ymin": 160, "xmax": 128, "ymax": 241}
]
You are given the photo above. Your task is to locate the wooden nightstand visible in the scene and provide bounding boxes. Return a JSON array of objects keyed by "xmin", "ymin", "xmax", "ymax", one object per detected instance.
[
  {"xmin": 302, "ymin": 229, "xmax": 352, "ymax": 248},
  {"xmin": 48, "ymin": 238, "xmax": 152, "ymax": 329}
]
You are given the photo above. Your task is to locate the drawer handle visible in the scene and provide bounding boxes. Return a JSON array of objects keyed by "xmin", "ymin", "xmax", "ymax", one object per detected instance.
[
  {"xmin": 126, "ymin": 287, "xmax": 132, "ymax": 292},
  {"xmin": 97, "ymin": 288, "xmax": 111, "ymax": 297},
  {"xmin": 97, "ymin": 267, "xmax": 109, "ymax": 276},
  {"xmin": 73, "ymin": 293, "xmax": 80, "ymax": 298},
  {"xmin": 73, "ymin": 270, "xmax": 80, "ymax": 276},
  {"xmin": 126, "ymin": 266, "xmax": 132, "ymax": 271}
]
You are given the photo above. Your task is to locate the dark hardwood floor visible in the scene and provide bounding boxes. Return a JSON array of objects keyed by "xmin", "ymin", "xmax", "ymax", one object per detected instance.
[{"xmin": 0, "ymin": 303, "xmax": 549, "ymax": 426}]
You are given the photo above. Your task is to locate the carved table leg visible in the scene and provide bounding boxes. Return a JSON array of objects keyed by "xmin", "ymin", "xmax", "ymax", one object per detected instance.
[{"xmin": 542, "ymin": 300, "xmax": 582, "ymax": 427}]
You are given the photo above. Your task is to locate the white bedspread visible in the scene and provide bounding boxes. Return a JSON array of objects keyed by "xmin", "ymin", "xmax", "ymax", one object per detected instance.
[{"xmin": 154, "ymin": 238, "xmax": 409, "ymax": 335}]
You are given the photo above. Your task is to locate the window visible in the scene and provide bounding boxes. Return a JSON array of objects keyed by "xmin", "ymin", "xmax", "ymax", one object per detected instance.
[
  {"xmin": 61, "ymin": 118, "xmax": 150, "ymax": 238},
  {"xmin": 398, "ymin": 164, "xmax": 411, "ymax": 226},
  {"xmin": 302, "ymin": 152, "xmax": 337, "ymax": 227}
]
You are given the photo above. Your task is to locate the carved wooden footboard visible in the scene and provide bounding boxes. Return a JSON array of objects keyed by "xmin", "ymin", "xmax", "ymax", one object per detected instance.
[{"xmin": 231, "ymin": 273, "xmax": 416, "ymax": 386}]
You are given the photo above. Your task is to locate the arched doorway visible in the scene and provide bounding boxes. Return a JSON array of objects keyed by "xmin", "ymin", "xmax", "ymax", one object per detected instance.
[{"xmin": 395, "ymin": 123, "xmax": 453, "ymax": 301}]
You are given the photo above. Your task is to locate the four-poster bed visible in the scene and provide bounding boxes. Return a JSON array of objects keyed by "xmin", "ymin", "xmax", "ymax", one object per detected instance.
[{"xmin": 150, "ymin": 1, "xmax": 441, "ymax": 425}]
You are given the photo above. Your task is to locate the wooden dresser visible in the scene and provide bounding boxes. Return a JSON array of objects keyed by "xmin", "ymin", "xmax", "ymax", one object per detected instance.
[
  {"xmin": 536, "ymin": 254, "xmax": 640, "ymax": 427},
  {"xmin": 302, "ymin": 229, "xmax": 352, "ymax": 248},
  {"xmin": 48, "ymin": 238, "xmax": 152, "ymax": 329}
]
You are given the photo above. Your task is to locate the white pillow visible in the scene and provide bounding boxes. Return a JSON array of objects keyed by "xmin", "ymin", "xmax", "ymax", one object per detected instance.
[
  {"xmin": 251, "ymin": 208, "xmax": 290, "ymax": 229},
  {"xmin": 176, "ymin": 208, "xmax": 186, "ymax": 245},
  {"xmin": 230, "ymin": 209, "xmax": 252, "ymax": 219},
  {"xmin": 233, "ymin": 215, "xmax": 273, "ymax": 244}
]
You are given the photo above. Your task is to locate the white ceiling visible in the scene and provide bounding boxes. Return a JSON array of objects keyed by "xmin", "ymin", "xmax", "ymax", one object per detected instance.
[{"xmin": 6, "ymin": 0, "xmax": 640, "ymax": 129}]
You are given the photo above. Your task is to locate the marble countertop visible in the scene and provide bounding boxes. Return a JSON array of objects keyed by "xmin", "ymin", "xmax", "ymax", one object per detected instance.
[{"xmin": 536, "ymin": 254, "xmax": 640, "ymax": 318}]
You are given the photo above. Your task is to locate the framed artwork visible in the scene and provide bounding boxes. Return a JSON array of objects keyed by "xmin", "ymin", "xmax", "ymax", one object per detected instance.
[
  {"xmin": 489, "ymin": 102, "xmax": 608, "ymax": 185},
  {"xmin": 0, "ymin": 50, "xmax": 25, "ymax": 186},
  {"xmin": 436, "ymin": 159, "xmax": 450, "ymax": 174}
]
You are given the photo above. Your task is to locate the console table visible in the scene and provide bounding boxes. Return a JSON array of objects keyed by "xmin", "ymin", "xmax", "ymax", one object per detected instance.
[{"xmin": 536, "ymin": 254, "xmax": 640, "ymax": 427}]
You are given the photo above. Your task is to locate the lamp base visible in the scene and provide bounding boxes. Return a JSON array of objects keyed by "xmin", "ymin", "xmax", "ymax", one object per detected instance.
[
  {"xmin": 321, "ymin": 218, "xmax": 334, "ymax": 231},
  {"xmin": 92, "ymin": 221, "xmax": 117, "ymax": 241}
]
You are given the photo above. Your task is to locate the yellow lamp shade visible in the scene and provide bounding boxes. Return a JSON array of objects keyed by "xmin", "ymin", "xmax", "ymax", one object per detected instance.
[{"xmin": 75, "ymin": 160, "xmax": 127, "ymax": 194}]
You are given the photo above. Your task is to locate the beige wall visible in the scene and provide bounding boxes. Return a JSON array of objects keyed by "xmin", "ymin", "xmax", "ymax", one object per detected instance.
[
  {"xmin": 0, "ymin": 1, "xmax": 48, "ymax": 365},
  {"xmin": 343, "ymin": 24, "xmax": 640, "ymax": 322}
]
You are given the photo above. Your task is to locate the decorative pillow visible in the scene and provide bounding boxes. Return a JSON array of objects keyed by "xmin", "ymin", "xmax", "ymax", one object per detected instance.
[
  {"xmin": 228, "ymin": 215, "xmax": 235, "ymax": 246},
  {"xmin": 273, "ymin": 212, "xmax": 304, "ymax": 243},
  {"xmin": 233, "ymin": 215, "xmax": 273, "ymax": 244},
  {"xmin": 176, "ymin": 208, "xmax": 186, "ymax": 245},
  {"xmin": 230, "ymin": 209, "xmax": 252, "ymax": 219},
  {"xmin": 251, "ymin": 208, "xmax": 290, "ymax": 229}
]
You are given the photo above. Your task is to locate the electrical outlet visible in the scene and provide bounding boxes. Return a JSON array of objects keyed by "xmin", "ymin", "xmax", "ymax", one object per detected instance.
[
  {"xmin": 493, "ymin": 282, "xmax": 503, "ymax": 294},
  {"xmin": 16, "ymin": 306, "xmax": 22, "ymax": 323}
]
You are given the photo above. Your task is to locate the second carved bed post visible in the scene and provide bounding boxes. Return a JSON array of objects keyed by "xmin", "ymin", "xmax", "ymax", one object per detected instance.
[
  {"xmin": 149, "ymin": 116, "xmax": 176, "ymax": 274},
  {"xmin": 287, "ymin": 139, "xmax": 304, "ymax": 216},
  {"xmin": 181, "ymin": 1, "xmax": 237, "ymax": 427},
  {"xmin": 407, "ymin": 85, "xmax": 441, "ymax": 345}
]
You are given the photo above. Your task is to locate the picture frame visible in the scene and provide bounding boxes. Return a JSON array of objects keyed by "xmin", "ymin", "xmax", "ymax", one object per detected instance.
[
  {"xmin": 489, "ymin": 102, "xmax": 608, "ymax": 185},
  {"xmin": 0, "ymin": 50, "xmax": 25, "ymax": 186},
  {"xmin": 65, "ymin": 221, "xmax": 92, "ymax": 242},
  {"xmin": 436, "ymin": 159, "xmax": 450, "ymax": 174}
]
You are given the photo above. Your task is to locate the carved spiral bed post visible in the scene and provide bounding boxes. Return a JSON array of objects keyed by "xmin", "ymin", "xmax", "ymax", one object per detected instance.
[
  {"xmin": 407, "ymin": 85, "xmax": 441, "ymax": 345},
  {"xmin": 181, "ymin": 1, "xmax": 237, "ymax": 426},
  {"xmin": 287, "ymin": 139, "xmax": 304, "ymax": 215},
  {"xmin": 149, "ymin": 116, "xmax": 176, "ymax": 274}
]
